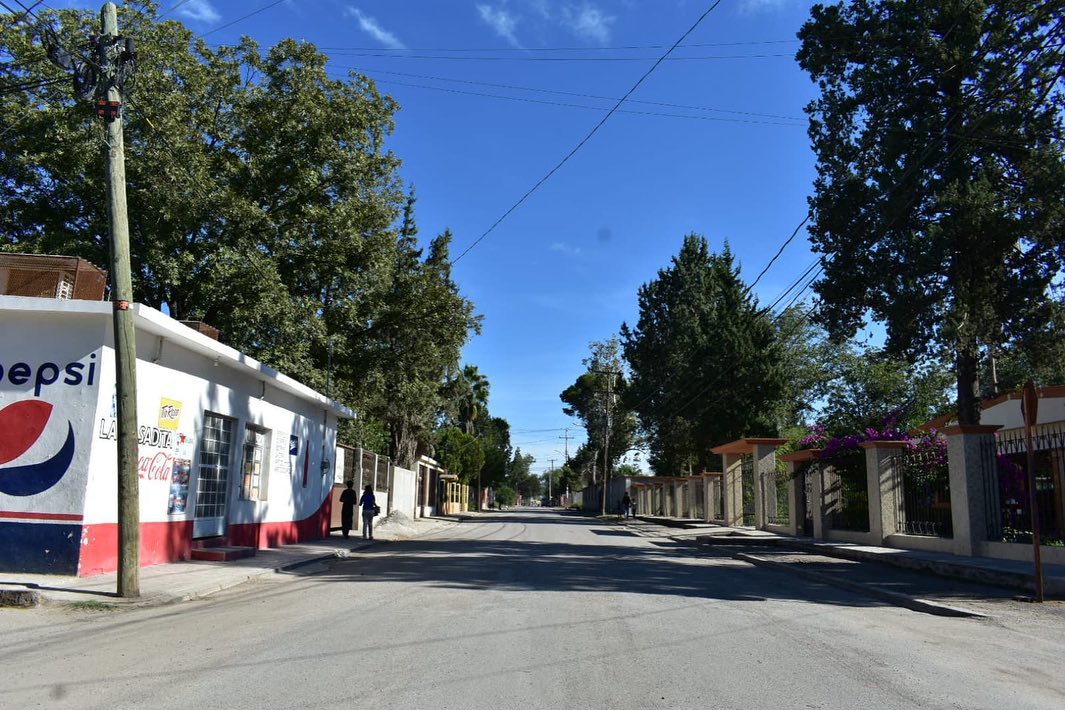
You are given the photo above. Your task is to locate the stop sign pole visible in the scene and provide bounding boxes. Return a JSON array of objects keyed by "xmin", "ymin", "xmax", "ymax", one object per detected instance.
[{"xmin": 1022, "ymin": 380, "xmax": 1043, "ymax": 602}]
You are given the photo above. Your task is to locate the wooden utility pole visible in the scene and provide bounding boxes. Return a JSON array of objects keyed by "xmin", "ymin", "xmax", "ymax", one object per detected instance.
[
  {"xmin": 98, "ymin": 2, "xmax": 140, "ymax": 597},
  {"xmin": 595, "ymin": 370, "xmax": 617, "ymax": 516}
]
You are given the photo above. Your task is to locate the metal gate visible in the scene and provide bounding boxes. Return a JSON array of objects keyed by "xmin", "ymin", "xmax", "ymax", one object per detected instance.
[{"xmin": 741, "ymin": 455, "xmax": 755, "ymax": 526}]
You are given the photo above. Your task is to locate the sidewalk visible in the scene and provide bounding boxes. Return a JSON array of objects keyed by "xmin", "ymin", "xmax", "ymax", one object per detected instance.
[
  {"xmin": 625, "ymin": 515, "xmax": 1065, "ymax": 598},
  {"xmin": 0, "ymin": 515, "xmax": 456, "ymax": 609}
]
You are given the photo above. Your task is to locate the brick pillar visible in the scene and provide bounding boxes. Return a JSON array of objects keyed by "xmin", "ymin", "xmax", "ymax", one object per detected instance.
[
  {"xmin": 811, "ymin": 459, "xmax": 825, "ymax": 539},
  {"xmin": 861, "ymin": 441, "xmax": 909, "ymax": 544},
  {"xmin": 753, "ymin": 444, "xmax": 777, "ymax": 529},
  {"xmin": 786, "ymin": 460, "xmax": 802, "ymax": 536},
  {"xmin": 722, "ymin": 453, "xmax": 744, "ymax": 527},
  {"xmin": 944, "ymin": 424, "xmax": 1001, "ymax": 557}
]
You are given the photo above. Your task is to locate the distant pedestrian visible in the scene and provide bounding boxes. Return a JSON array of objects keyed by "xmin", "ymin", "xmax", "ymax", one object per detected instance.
[
  {"xmin": 339, "ymin": 480, "xmax": 356, "ymax": 538},
  {"xmin": 360, "ymin": 485, "xmax": 377, "ymax": 540},
  {"xmin": 622, "ymin": 492, "xmax": 632, "ymax": 519}
]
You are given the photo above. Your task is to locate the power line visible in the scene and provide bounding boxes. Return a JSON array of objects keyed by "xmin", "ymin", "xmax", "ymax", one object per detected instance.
[
  {"xmin": 315, "ymin": 39, "xmax": 801, "ymax": 53},
  {"xmin": 351, "ymin": 76, "xmax": 804, "ymax": 127},
  {"xmin": 157, "ymin": 0, "xmax": 194, "ymax": 21},
  {"xmin": 336, "ymin": 65, "xmax": 807, "ymax": 122},
  {"xmin": 200, "ymin": 0, "xmax": 287, "ymax": 39},
  {"xmin": 452, "ymin": 0, "xmax": 725, "ymax": 264},
  {"xmin": 312, "ymin": 50, "xmax": 791, "ymax": 63}
]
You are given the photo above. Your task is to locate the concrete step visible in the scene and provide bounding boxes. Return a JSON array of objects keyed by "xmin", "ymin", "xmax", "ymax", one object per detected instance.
[{"xmin": 190, "ymin": 546, "xmax": 257, "ymax": 562}]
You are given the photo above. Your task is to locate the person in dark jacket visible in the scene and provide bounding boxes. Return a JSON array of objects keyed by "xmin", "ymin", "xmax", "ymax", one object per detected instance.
[
  {"xmin": 339, "ymin": 480, "xmax": 357, "ymax": 538},
  {"xmin": 359, "ymin": 485, "xmax": 377, "ymax": 540}
]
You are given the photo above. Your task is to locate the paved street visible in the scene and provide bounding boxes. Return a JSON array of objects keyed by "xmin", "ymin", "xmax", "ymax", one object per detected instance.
[{"xmin": 3, "ymin": 509, "xmax": 1065, "ymax": 709}]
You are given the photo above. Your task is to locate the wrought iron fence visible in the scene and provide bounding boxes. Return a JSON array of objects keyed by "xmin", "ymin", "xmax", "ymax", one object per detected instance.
[
  {"xmin": 989, "ymin": 425, "xmax": 1065, "ymax": 545},
  {"xmin": 822, "ymin": 453, "xmax": 869, "ymax": 532},
  {"xmin": 693, "ymin": 479, "xmax": 706, "ymax": 520},
  {"xmin": 764, "ymin": 470, "xmax": 790, "ymax": 526},
  {"xmin": 892, "ymin": 448, "xmax": 952, "ymax": 537},
  {"xmin": 709, "ymin": 476, "xmax": 725, "ymax": 522},
  {"xmin": 741, "ymin": 455, "xmax": 756, "ymax": 526}
]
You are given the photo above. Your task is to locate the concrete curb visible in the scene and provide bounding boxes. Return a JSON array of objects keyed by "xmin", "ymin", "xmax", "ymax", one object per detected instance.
[{"xmin": 734, "ymin": 552, "xmax": 987, "ymax": 618}]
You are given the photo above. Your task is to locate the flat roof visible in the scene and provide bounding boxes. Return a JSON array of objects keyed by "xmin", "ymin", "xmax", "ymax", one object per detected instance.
[
  {"xmin": 1, "ymin": 295, "xmax": 355, "ymax": 419},
  {"xmin": 710, "ymin": 437, "xmax": 788, "ymax": 455}
]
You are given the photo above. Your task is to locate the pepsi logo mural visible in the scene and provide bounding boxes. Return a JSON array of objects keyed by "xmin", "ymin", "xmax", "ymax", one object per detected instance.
[{"xmin": 0, "ymin": 400, "xmax": 76, "ymax": 497}]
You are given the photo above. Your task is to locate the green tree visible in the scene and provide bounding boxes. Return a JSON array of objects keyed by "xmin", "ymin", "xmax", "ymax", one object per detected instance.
[
  {"xmin": 435, "ymin": 426, "xmax": 485, "ymax": 484},
  {"xmin": 621, "ymin": 236, "xmax": 785, "ymax": 474},
  {"xmin": 477, "ymin": 416, "xmax": 512, "ymax": 487},
  {"xmin": 797, "ymin": 0, "xmax": 1065, "ymax": 425},
  {"xmin": 493, "ymin": 485, "xmax": 516, "ymax": 508},
  {"xmin": 368, "ymin": 228, "xmax": 480, "ymax": 467},
  {"xmin": 560, "ymin": 338, "xmax": 637, "ymax": 474},
  {"xmin": 506, "ymin": 449, "xmax": 540, "ymax": 500},
  {"xmin": 1, "ymin": 5, "xmax": 482, "ymax": 465},
  {"xmin": 818, "ymin": 346, "xmax": 954, "ymax": 435}
]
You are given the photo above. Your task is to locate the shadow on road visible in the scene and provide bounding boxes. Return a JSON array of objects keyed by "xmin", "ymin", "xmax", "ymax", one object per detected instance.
[{"xmin": 316, "ymin": 514, "xmax": 898, "ymax": 609}]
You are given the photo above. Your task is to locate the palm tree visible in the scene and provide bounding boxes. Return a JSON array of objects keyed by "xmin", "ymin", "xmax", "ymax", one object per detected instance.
[{"xmin": 458, "ymin": 364, "xmax": 490, "ymax": 436}]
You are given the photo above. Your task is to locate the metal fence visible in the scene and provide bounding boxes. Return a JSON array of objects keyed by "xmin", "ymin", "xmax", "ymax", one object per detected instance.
[
  {"xmin": 741, "ymin": 455, "xmax": 756, "ymax": 526},
  {"xmin": 764, "ymin": 470, "xmax": 790, "ymax": 526},
  {"xmin": 822, "ymin": 453, "xmax": 869, "ymax": 532},
  {"xmin": 989, "ymin": 425, "xmax": 1065, "ymax": 545},
  {"xmin": 893, "ymin": 447, "xmax": 952, "ymax": 537}
]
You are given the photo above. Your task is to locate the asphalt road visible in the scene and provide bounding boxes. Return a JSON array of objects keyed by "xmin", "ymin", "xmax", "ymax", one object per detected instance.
[{"xmin": 3, "ymin": 509, "xmax": 1065, "ymax": 709}]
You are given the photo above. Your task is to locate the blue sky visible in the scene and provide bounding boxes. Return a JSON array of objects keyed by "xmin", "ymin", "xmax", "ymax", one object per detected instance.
[{"xmin": 68, "ymin": 0, "xmax": 824, "ymax": 474}]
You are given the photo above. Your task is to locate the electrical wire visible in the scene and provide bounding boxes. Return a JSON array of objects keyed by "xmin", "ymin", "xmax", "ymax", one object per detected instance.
[
  {"xmin": 335, "ymin": 65, "xmax": 807, "ymax": 123},
  {"xmin": 315, "ymin": 39, "xmax": 801, "ymax": 54},
  {"xmin": 318, "ymin": 51, "xmax": 792, "ymax": 63},
  {"xmin": 344, "ymin": 76, "xmax": 805, "ymax": 127},
  {"xmin": 200, "ymin": 0, "xmax": 287, "ymax": 39},
  {"xmin": 452, "ymin": 0, "xmax": 725, "ymax": 265}
]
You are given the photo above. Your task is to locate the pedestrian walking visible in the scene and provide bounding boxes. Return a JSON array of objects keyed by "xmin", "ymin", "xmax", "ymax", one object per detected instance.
[
  {"xmin": 622, "ymin": 492, "xmax": 632, "ymax": 519},
  {"xmin": 339, "ymin": 480, "xmax": 357, "ymax": 538},
  {"xmin": 359, "ymin": 485, "xmax": 377, "ymax": 540}
]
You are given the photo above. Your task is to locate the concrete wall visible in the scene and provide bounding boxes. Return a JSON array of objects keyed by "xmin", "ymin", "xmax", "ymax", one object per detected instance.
[{"xmin": 391, "ymin": 465, "xmax": 417, "ymax": 519}]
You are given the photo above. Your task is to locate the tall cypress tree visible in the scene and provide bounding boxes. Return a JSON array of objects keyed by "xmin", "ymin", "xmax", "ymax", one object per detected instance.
[{"xmin": 621, "ymin": 235, "xmax": 784, "ymax": 474}]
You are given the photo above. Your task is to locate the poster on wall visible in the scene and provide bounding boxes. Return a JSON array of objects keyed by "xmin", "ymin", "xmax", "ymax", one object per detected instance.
[{"xmin": 167, "ymin": 458, "xmax": 191, "ymax": 515}]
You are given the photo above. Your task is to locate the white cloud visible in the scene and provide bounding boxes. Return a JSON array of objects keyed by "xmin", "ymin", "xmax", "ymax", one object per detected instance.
[
  {"xmin": 177, "ymin": 0, "xmax": 221, "ymax": 24},
  {"xmin": 561, "ymin": 4, "xmax": 615, "ymax": 43},
  {"xmin": 739, "ymin": 0, "xmax": 797, "ymax": 13},
  {"xmin": 477, "ymin": 3, "xmax": 522, "ymax": 47},
  {"xmin": 345, "ymin": 7, "xmax": 405, "ymax": 50},
  {"xmin": 550, "ymin": 242, "xmax": 582, "ymax": 256}
]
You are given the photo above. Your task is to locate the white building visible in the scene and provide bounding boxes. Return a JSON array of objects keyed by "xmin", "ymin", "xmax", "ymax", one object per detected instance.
[{"xmin": 0, "ymin": 295, "xmax": 352, "ymax": 576}]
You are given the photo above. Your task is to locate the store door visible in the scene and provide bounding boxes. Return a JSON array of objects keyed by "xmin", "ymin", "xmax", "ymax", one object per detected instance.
[{"xmin": 193, "ymin": 413, "xmax": 235, "ymax": 538}]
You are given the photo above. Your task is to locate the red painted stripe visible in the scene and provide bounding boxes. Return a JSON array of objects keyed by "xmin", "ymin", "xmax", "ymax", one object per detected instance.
[{"xmin": 0, "ymin": 510, "xmax": 83, "ymax": 521}]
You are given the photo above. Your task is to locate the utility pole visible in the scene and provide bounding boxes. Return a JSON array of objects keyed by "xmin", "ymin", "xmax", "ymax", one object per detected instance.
[
  {"xmin": 560, "ymin": 428, "xmax": 570, "ymax": 460},
  {"xmin": 594, "ymin": 370, "xmax": 617, "ymax": 516},
  {"xmin": 100, "ymin": 2, "xmax": 140, "ymax": 598},
  {"xmin": 548, "ymin": 459, "xmax": 554, "ymax": 504},
  {"xmin": 44, "ymin": 3, "xmax": 141, "ymax": 596}
]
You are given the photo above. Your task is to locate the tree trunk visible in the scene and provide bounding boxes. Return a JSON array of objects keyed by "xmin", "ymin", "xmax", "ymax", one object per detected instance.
[{"xmin": 955, "ymin": 339, "xmax": 982, "ymax": 425}]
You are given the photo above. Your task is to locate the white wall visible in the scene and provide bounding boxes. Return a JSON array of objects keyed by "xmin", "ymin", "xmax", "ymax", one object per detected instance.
[{"xmin": 391, "ymin": 465, "xmax": 417, "ymax": 518}]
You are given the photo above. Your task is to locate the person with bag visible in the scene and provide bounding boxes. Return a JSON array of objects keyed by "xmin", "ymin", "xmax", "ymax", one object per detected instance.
[{"xmin": 359, "ymin": 485, "xmax": 377, "ymax": 540}]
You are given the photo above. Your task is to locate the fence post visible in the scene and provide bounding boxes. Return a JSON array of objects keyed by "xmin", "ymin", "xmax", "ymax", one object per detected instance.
[
  {"xmin": 861, "ymin": 441, "xmax": 909, "ymax": 545},
  {"xmin": 943, "ymin": 424, "xmax": 1001, "ymax": 557},
  {"xmin": 753, "ymin": 443, "xmax": 778, "ymax": 529},
  {"xmin": 721, "ymin": 454, "xmax": 744, "ymax": 526}
]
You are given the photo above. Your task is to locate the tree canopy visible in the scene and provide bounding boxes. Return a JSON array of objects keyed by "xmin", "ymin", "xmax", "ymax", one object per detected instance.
[
  {"xmin": 0, "ymin": 3, "xmax": 481, "ymax": 467},
  {"xmin": 797, "ymin": 0, "xmax": 1065, "ymax": 424},
  {"xmin": 560, "ymin": 337, "xmax": 637, "ymax": 477},
  {"xmin": 621, "ymin": 236, "xmax": 785, "ymax": 474}
]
